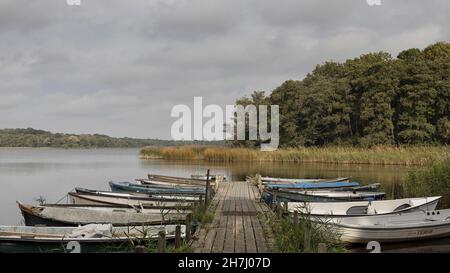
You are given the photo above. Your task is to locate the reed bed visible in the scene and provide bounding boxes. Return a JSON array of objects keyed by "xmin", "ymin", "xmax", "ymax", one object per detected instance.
[
  {"xmin": 404, "ymin": 160, "xmax": 450, "ymax": 208},
  {"xmin": 140, "ymin": 145, "xmax": 450, "ymax": 166}
]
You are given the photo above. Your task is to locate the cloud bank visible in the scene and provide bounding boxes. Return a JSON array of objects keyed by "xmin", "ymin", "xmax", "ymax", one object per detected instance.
[{"xmin": 0, "ymin": 0, "xmax": 449, "ymax": 138}]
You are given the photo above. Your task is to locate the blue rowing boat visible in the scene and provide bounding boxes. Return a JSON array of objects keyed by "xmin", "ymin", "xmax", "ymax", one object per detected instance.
[
  {"xmin": 266, "ymin": 181, "xmax": 360, "ymax": 190},
  {"xmin": 262, "ymin": 189, "xmax": 385, "ymax": 203},
  {"xmin": 261, "ymin": 177, "xmax": 350, "ymax": 183},
  {"xmin": 109, "ymin": 181, "xmax": 206, "ymax": 195}
]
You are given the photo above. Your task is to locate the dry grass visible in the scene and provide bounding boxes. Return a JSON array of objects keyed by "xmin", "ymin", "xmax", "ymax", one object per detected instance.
[{"xmin": 140, "ymin": 145, "xmax": 450, "ymax": 166}]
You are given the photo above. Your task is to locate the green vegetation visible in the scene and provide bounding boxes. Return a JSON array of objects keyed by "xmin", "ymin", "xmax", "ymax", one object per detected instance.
[
  {"xmin": 404, "ymin": 160, "xmax": 450, "ymax": 208},
  {"xmin": 0, "ymin": 128, "xmax": 223, "ymax": 148},
  {"xmin": 143, "ymin": 240, "xmax": 192, "ymax": 253},
  {"xmin": 232, "ymin": 42, "xmax": 450, "ymax": 148},
  {"xmin": 101, "ymin": 237, "xmax": 192, "ymax": 253},
  {"xmin": 268, "ymin": 209, "xmax": 347, "ymax": 253},
  {"xmin": 192, "ymin": 206, "xmax": 215, "ymax": 226},
  {"xmin": 140, "ymin": 145, "xmax": 449, "ymax": 166}
]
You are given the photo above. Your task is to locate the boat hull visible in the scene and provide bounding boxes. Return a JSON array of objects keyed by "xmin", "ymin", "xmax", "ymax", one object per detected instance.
[
  {"xmin": 262, "ymin": 189, "xmax": 385, "ymax": 203},
  {"xmin": 287, "ymin": 197, "xmax": 441, "ymax": 217},
  {"xmin": 261, "ymin": 177, "xmax": 351, "ymax": 183},
  {"xmin": 266, "ymin": 181, "xmax": 360, "ymax": 190},
  {"xmin": 68, "ymin": 192, "xmax": 194, "ymax": 208},
  {"xmin": 18, "ymin": 203, "xmax": 188, "ymax": 227},
  {"xmin": 109, "ymin": 181, "xmax": 206, "ymax": 196},
  {"xmin": 339, "ymin": 224, "xmax": 450, "ymax": 244},
  {"xmin": 148, "ymin": 174, "xmax": 216, "ymax": 186},
  {"xmin": 0, "ymin": 225, "xmax": 185, "ymax": 253},
  {"xmin": 75, "ymin": 188, "xmax": 201, "ymax": 201},
  {"xmin": 330, "ymin": 209, "xmax": 450, "ymax": 243}
]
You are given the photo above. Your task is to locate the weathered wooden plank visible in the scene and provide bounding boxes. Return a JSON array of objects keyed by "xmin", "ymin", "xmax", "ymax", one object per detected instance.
[
  {"xmin": 222, "ymin": 220, "xmax": 235, "ymax": 252},
  {"xmin": 251, "ymin": 218, "xmax": 269, "ymax": 252},
  {"xmin": 235, "ymin": 199, "xmax": 246, "ymax": 252},
  {"xmin": 203, "ymin": 229, "xmax": 217, "ymax": 252},
  {"xmin": 223, "ymin": 204, "xmax": 236, "ymax": 252},
  {"xmin": 243, "ymin": 201, "xmax": 257, "ymax": 253},
  {"xmin": 212, "ymin": 228, "xmax": 226, "ymax": 253},
  {"xmin": 192, "ymin": 181, "xmax": 274, "ymax": 253}
]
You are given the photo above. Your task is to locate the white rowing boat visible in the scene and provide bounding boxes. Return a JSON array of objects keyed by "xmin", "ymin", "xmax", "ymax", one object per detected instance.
[
  {"xmin": 288, "ymin": 196, "xmax": 441, "ymax": 217},
  {"xmin": 0, "ymin": 224, "xmax": 185, "ymax": 243},
  {"xmin": 68, "ymin": 192, "xmax": 194, "ymax": 208},
  {"xmin": 137, "ymin": 179, "xmax": 204, "ymax": 188},
  {"xmin": 326, "ymin": 209, "xmax": 450, "ymax": 243},
  {"xmin": 75, "ymin": 188, "xmax": 201, "ymax": 201},
  {"xmin": 18, "ymin": 202, "xmax": 189, "ymax": 226},
  {"xmin": 261, "ymin": 177, "xmax": 350, "ymax": 183},
  {"xmin": 264, "ymin": 189, "xmax": 385, "ymax": 202}
]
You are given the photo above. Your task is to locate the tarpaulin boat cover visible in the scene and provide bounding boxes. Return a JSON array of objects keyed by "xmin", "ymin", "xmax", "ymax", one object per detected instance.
[{"xmin": 68, "ymin": 224, "xmax": 113, "ymax": 238}]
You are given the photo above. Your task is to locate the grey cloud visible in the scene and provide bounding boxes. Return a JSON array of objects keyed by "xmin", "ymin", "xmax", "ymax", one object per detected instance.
[{"xmin": 0, "ymin": 0, "xmax": 449, "ymax": 139}]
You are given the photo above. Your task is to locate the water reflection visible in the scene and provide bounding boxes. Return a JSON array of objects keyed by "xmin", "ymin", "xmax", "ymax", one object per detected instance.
[
  {"xmin": 0, "ymin": 148, "xmax": 417, "ymax": 224},
  {"xmin": 0, "ymin": 148, "xmax": 442, "ymax": 252},
  {"xmin": 352, "ymin": 237, "xmax": 450, "ymax": 253}
]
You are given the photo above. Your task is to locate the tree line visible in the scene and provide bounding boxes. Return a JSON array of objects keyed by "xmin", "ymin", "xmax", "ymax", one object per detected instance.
[
  {"xmin": 0, "ymin": 128, "xmax": 221, "ymax": 148},
  {"xmin": 234, "ymin": 42, "xmax": 450, "ymax": 147}
]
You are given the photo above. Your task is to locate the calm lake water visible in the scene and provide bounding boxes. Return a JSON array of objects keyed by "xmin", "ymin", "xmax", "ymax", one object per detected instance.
[{"xmin": 1, "ymin": 148, "xmax": 448, "ymax": 252}]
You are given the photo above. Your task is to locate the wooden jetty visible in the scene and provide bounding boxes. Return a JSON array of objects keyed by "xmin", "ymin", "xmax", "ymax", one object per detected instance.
[{"xmin": 191, "ymin": 181, "xmax": 275, "ymax": 253}]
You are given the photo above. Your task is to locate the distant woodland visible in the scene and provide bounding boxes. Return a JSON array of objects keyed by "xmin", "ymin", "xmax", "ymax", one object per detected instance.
[
  {"xmin": 0, "ymin": 128, "xmax": 221, "ymax": 148},
  {"xmin": 233, "ymin": 42, "xmax": 450, "ymax": 147}
]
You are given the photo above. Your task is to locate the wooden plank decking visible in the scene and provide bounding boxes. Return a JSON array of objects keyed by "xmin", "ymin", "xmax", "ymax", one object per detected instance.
[{"xmin": 191, "ymin": 181, "xmax": 275, "ymax": 253}]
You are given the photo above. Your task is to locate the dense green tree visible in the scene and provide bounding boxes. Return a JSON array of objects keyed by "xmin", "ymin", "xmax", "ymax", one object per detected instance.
[
  {"xmin": 234, "ymin": 42, "xmax": 450, "ymax": 147},
  {"xmin": 230, "ymin": 91, "xmax": 271, "ymax": 148}
]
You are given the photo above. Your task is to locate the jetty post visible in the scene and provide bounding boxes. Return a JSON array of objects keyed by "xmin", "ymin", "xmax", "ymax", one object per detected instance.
[
  {"xmin": 205, "ymin": 169, "xmax": 211, "ymax": 207},
  {"xmin": 157, "ymin": 230, "xmax": 166, "ymax": 253},
  {"xmin": 175, "ymin": 225, "xmax": 182, "ymax": 249}
]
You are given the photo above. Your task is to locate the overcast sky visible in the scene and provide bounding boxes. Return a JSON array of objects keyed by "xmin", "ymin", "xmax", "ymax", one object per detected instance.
[{"xmin": 0, "ymin": 0, "xmax": 449, "ymax": 139}]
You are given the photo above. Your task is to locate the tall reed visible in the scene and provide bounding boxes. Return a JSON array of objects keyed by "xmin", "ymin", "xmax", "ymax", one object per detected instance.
[
  {"xmin": 404, "ymin": 160, "xmax": 450, "ymax": 208},
  {"xmin": 140, "ymin": 145, "xmax": 450, "ymax": 166}
]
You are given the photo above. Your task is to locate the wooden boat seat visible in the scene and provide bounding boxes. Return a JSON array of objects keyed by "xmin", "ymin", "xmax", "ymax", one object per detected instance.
[
  {"xmin": 394, "ymin": 204, "xmax": 411, "ymax": 211},
  {"xmin": 346, "ymin": 206, "xmax": 369, "ymax": 215},
  {"xmin": 111, "ymin": 209, "xmax": 127, "ymax": 213}
]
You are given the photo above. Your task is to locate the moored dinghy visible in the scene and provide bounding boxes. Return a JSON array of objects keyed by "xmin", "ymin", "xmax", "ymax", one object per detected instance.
[
  {"xmin": 265, "ymin": 181, "xmax": 360, "ymax": 190},
  {"xmin": 0, "ymin": 224, "xmax": 185, "ymax": 243},
  {"xmin": 18, "ymin": 202, "xmax": 189, "ymax": 227},
  {"xmin": 147, "ymin": 174, "xmax": 214, "ymax": 187},
  {"xmin": 261, "ymin": 177, "xmax": 351, "ymax": 183},
  {"xmin": 288, "ymin": 196, "xmax": 441, "ymax": 217},
  {"xmin": 137, "ymin": 179, "xmax": 204, "ymax": 188},
  {"xmin": 75, "ymin": 188, "xmax": 201, "ymax": 201},
  {"xmin": 109, "ymin": 181, "xmax": 206, "ymax": 195},
  {"xmin": 327, "ymin": 209, "xmax": 450, "ymax": 243},
  {"xmin": 68, "ymin": 192, "xmax": 195, "ymax": 208},
  {"xmin": 191, "ymin": 174, "xmax": 226, "ymax": 181},
  {"xmin": 263, "ymin": 189, "xmax": 385, "ymax": 203},
  {"xmin": 0, "ymin": 224, "xmax": 186, "ymax": 253}
]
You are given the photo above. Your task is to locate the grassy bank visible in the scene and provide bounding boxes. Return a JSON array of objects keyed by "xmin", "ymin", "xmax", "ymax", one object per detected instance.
[{"xmin": 140, "ymin": 145, "xmax": 450, "ymax": 166}]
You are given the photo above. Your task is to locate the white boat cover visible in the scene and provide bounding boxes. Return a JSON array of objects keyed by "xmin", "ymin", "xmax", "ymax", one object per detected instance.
[{"xmin": 68, "ymin": 224, "xmax": 113, "ymax": 238}]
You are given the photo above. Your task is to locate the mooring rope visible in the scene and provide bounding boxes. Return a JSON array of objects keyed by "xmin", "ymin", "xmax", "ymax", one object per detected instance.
[{"xmin": 54, "ymin": 187, "xmax": 75, "ymax": 204}]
